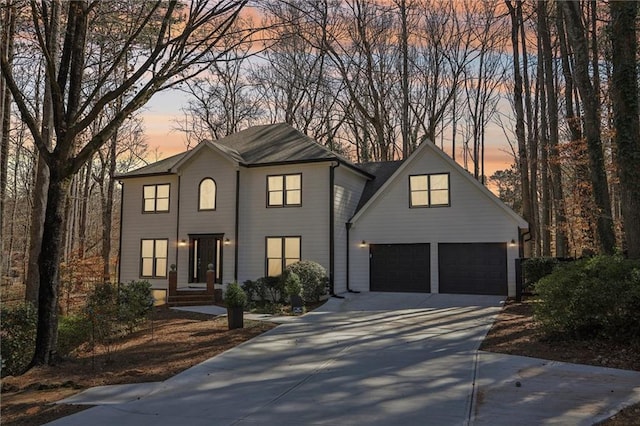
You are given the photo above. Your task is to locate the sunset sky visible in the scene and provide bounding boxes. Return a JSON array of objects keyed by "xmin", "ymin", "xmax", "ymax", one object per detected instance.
[{"xmin": 141, "ymin": 91, "xmax": 516, "ymax": 183}]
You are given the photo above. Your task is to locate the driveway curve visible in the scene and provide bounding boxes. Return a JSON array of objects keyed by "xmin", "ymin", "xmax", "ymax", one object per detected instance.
[{"xmin": 48, "ymin": 293, "xmax": 640, "ymax": 425}]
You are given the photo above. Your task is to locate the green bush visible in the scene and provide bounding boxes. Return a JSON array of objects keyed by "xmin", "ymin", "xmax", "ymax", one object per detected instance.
[
  {"xmin": 283, "ymin": 271, "xmax": 302, "ymax": 302},
  {"xmin": 522, "ymin": 257, "xmax": 560, "ymax": 290},
  {"xmin": 0, "ymin": 302, "xmax": 37, "ymax": 377},
  {"xmin": 57, "ymin": 314, "xmax": 91, "ymax": 356},
  {"xmin": 535, "ymin": 255, "xmax": 640, "ymax": 341},
  {"xmin": 285, "ymin": 260, "xmax": 329, "ymax": 303},
  {"xmin": 85, "ymin": 281, "xmax": 152, "ymax": 343},
  {"xmin": 242, "ymin": 276, "xmax": 285, "ymax": 303},
  {"xmin": 225, "ymin": 282, "xmax": 247, "ymax": 308},
  {"xmin": 85, "ymin": 282, "xmax": 119, "ymax": 344},
  {"xmin": 118, "ymin": 280, "xmax": 154, "ymax": 332},
  {"xmin": 241, "ymin": 279, "xmax": 263, "ymax": 303}
]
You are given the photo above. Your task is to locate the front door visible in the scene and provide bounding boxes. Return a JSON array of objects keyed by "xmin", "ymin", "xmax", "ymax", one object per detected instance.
[{"xmin": 189, "ymin": 234, "xmax": 223, "ymax": 284}]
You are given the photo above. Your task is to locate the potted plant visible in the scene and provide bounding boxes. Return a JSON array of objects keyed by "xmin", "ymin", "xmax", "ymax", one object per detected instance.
[
  {"xmin": 225, "ymin": 282, "xmax": 246, "ymax": 329},
  {"xmin": 283, "ymin": 271, "xmax": 304, "ymax": 315}
]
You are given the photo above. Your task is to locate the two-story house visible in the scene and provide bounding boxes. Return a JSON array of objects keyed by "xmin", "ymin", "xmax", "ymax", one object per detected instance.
[{"xmin": 117, "ymin": 123, "xmax": 527, "ymax": 303}]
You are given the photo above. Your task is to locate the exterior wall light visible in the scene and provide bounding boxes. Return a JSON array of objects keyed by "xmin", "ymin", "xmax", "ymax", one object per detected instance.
[
  {"xmin": 359, "ymin": 240, "xmax": 367, "ymax": 248},
  {"xmin": 509, "ymin": 239, "xmax": 516, "ymax": 247},
  {"xmin": 179, "ymin": 239, "xmax": 187, "ymax": 247},
  {"xmin": 224, "ymin": 238, "xmax": 231, "ymax": 245}
]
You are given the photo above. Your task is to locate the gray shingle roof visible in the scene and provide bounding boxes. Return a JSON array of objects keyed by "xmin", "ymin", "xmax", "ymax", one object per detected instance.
[
  {"xmin": 118, "ymin": 123, "xmax": 366, "ymax": 178},
  {"xmin": 116, "ymin": 151, "xmax": 188, "ymax": 178},
  {"xmin": 355, "ymin": 160, "xmax": 404, "ymax": 211}
]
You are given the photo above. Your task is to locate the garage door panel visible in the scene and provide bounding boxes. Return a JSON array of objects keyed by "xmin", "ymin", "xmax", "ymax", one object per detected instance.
[
  {"xmin": 370, "ymin": 244, "xmax": 430, "ymax": 293},
  {"xmin": 438, "ymin": 243, "xmax": 507, "ymax": 295}
]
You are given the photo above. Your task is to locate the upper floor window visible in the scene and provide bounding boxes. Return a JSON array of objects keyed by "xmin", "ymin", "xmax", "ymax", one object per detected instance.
[
  {"xmin": 199, "ymin": 178, "xmax": 217, "ymax": 210},
  {"xmin": 267, "ymin": 174, "xmax": 301, "ymax": 207},
  {"xmin": 409, "ymin": 173, "xmax": 450, "ymax": 207},
  {"xmin": 266, "ymin": 236, "xmax": 301, "ymax": 276},
  {"xmin": 140, "ymin": 239, "xmax": 168, "ymax": 278},
  {"xmin": 143, "ymin": 184, "xmax": 170, "ymax": 212}
]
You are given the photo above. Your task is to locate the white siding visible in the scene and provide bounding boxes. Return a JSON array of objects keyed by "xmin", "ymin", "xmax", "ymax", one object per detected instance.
[
  {"xmin": 119, "ymin": 175, "xmax": 179, "ymax": 289},
  {"xmin": 237, "ymin": 163, "xmax": 331, "ymax": 284},
  {"xmin": 350, "ymin": 145, "xmax": 523, "ymax": 296},
  {"xmin": 333, "ymin": 166, "xmax": 368, "ymax": 293},
  {"xmin": 176, "ymin": 147, "xmax": 238, "ymax": 285}
]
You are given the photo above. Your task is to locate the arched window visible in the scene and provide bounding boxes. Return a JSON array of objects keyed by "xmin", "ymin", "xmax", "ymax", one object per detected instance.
[{"xmin": 199, "ymin": 178, "xmax": 216, "ymax": 210}]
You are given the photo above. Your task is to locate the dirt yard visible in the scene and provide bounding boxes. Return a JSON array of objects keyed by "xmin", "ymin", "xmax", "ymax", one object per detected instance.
[
  {"xmin": 2, "ymin": 299, "xmax": 639, "ymax": 425},
  {"xmin": 1, "ymin": 308, "xmax": 275, "ymax": 425},
  {"xmin": 480, "ymin": 298, "xmax": 640, "ymax": 426}
]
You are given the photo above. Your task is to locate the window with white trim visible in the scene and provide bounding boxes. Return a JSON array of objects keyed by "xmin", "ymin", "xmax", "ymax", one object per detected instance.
[
  {"xmin": 267, "ymin": 174, "xmax": 301, "ymax": 207},
  {"xmin": 143, "ymin": 184, "xmax": 170, "ymax": 212},
  {"xmin": 140, "ymin": 239, "xmax": 168, "ymax": 278},
  {"xmin": 266, "ymin": 236, "xmax": 301, "ymax": 276},
  {"xmin": 409, "ymin": 173, "xmax": 450, "ymax": 207},
  {"xmin": 198, "ymin": 178, "xmax": 216, "ymax": 210}
]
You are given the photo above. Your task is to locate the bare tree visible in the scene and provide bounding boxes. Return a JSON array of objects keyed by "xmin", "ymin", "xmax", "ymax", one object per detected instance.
[
  {"xmin": 538, "ymin": 0, "xmax": 568, "ymax": 257},
  {"xmin": 609, "ymin": 1, "xmax": 640, "ymax": 259},
  {"xmin": 0, "ymin": 0, "xmax": 253, "ymax": 368},
  {"xmin": 559, "ymin": 0, "xmax": 615, "ymax": 254},
  {"xmin": 1, "ymin": 0, "xmax": 17, "ymax": 283},
  {"xmin": 505, "ymin": 0, "xmax": 533, "ymax": 256}
]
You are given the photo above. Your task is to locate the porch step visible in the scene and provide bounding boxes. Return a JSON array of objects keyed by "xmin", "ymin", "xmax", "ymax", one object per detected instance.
[{"xmin": 167, "ymin": 291, "xmax": 215, "ymax": 307}]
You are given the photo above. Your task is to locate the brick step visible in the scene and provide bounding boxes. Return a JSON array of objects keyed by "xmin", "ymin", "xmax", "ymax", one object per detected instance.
[{"xmin": 167, "ymin": 293, "xmax": 216, "ymax": 307}]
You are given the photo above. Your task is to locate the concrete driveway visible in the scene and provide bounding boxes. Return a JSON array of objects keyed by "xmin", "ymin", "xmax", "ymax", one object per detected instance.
[{"xmin": 49, "ymin": 293, "xmax": 640, "ymax": 426}]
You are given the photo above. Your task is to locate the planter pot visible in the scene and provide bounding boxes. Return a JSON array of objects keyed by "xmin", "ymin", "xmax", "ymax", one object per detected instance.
[
  {"xmin": 227, "ymin": 306, "xmax": 244, "ymax": 330},
  {"xmin": 290, "ymin": 295, "xmax": 303, "ymax": 315}
]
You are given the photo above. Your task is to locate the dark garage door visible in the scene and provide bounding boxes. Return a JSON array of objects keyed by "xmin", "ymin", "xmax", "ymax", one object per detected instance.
[
  {"xmin": 370, "ymin": 244, "xmax": 430, "ymax": 292},
  {"xmin": 438, "ymin": 243, "xmax": 507, "ymax": 295}
]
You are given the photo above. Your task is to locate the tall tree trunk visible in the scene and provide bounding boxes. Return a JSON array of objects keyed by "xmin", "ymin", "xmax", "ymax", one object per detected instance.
[
  {"xmin": 77, "ymin": 160, "xmax": 92, "ymax": 258},
  {"xmin": 32, "ymin": 170, "xmax": 71, "ymax": 366},
  {"xmin": 520, "ymin": 8, "xmax": 537, "ymax": 252},
  {"xmin": 26, "ymin": 0, "xmax": 60, "ymax": 303},
  {"xmin": 506, "ymin": 0, "xmax": 533, "ymax": 256},
  {"xmin": 560, "ymin": 0, "xmax": 616, "ymax": 254},
  {"xmin": 398, "ymin": 0, "xmax": 409, "ymax": 159},
  {"xmin": 0, "ymin": 0, "xmax": 16, "ymax": 276},
  {"xmin": 102, "ymin": 132, "xmax": 117, "ymax": 281},
  {"xmin": 537, "ymin": 27, "xmax": 551, "ymax": 257},
  {"xmin": 610, "ymin": 1, "xmax": 640, "ymax": 259},
  {"xmin": 540, "ymin": 1, "xmax": 568, "ymax": 257}
]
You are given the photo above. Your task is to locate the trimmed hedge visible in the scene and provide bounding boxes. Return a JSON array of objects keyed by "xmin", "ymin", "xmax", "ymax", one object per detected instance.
[
  {"xmin": 534, "ymin": 255, "xmax": 640, "ymax": 341},
  {"xmin": 284, "ymin": 261, "xmax": 328, "ymax": 303}
]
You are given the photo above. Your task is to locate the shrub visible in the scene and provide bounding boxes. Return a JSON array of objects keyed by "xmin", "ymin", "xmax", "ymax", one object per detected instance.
[
  {"xmin": 285, "ymin": 260, "xmax": 329, "ymax": 303},
  {"xmin": 241, "ymin": 279, "xmax": 263, "ymax": 303},
  {"xmin": 522, "ymin": 257, "xmax": 560, "ymax": 291},
  {"xmin": 242, "ymin": 276, "xmax": 285, "ymax": 303},
  {"xmin": 84, "ymin": 281, "xmax": 152, "ymax": 344},
  {"xmin": 57, "ymin": 314, "xmax": 92, "ymax": 356},
  {"xmin": 535, "ymin": 255, "xmax": 640, "ymax": 342},
  {"xmin": 85, "ymin": 282, "xmax": 119, "ymax": 345},
  {"xmin": 118, "ymin": 280, "xmax": 154, "ymax": 332},
  {"xmin": 225, "ymin": 282, "xmax": 247, "ymax": 308},
  {"xmin": 0, "ymin": 302, "xmax": 37, "ymax": 377},
  {"xmin": 260, "ymin": 276, "xmax": 285, "ymax": 303},
  {"xmin": 283, "ymin": 271, "xmax": 302, "ymax": 302}
]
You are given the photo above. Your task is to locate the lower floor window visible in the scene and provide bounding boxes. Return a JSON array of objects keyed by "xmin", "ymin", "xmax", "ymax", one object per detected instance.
[
  {"xmin": 141, "ymin": 239, "xmax": 168, "ymax": 278},
  {"xmin": 266, "ymin": 236, "xmax": 301, "ymax": 276}
]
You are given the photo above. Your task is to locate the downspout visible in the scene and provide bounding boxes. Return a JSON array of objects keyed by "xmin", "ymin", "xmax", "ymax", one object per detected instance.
[
  {"xmin": 234, "ymin": 169, "xmax": 240, "ymax": 282},
  {"xmin": 116, "ymin": 181, "xmax": 124, "ymax": 284},
  {"xmin": 345, "ymin": 222, "xmax": 359, "ymax": 293},
  {"xmin": 174, "ymin": 175, "xmax": 181, "ymax": 292},
  {"xmin": 330, "ymin": 161, "xmax": 343, "ymax": 298},
  {"xmin": 176, "ymin": 175, "xmax": 181, "ymax": 278}
]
